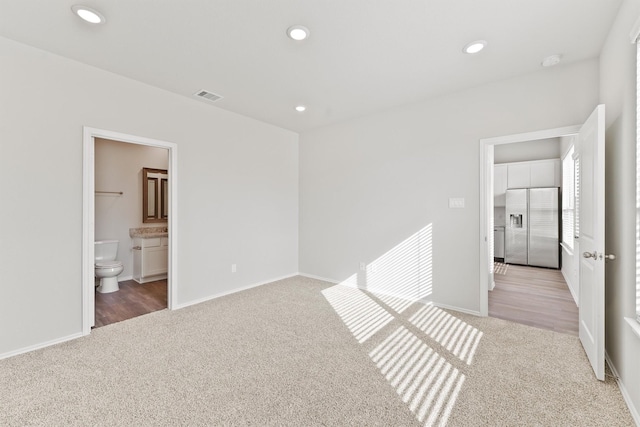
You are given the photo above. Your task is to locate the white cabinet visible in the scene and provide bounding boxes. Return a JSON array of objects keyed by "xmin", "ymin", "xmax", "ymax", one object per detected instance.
[
  {"xmin": 506, "ymin": 159, "xmax": 560, "ymax": 189},
  {"xmin": 507, "ymin": 163, "xmax": 531, "ymax": 188},
  {"xmin": 494, "ymin": 165, "xmax": 508, "ymax": 207},
  {"xmin": 132, "ymin": 236, "xmax": 168, "ymax": 283},
  {"xmin": 530, "ymin": 160, "xmax": 560, "ymax": 187}
]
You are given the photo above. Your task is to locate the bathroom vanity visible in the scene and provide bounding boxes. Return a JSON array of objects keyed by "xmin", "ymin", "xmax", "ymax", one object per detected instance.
[{"xmin": 130, "ymin": 227, "xmax": 168, "ymax": 283}]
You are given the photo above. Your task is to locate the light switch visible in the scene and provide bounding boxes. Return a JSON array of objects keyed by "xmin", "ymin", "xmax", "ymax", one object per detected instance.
[{"xmin": 449, "ymin": 197, "xmax": 465, "ymax": 208}]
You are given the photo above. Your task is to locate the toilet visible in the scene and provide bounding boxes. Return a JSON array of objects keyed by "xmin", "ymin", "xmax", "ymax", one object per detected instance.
[{"xmin": 95, "ymin": 240, "xmax": 124, "ymax": 293}]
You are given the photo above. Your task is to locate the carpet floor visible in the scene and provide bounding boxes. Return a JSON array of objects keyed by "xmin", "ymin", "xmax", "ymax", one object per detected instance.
[{"xmin": 0, "ymin": 276, "xmax": 634, "ymax": 426}]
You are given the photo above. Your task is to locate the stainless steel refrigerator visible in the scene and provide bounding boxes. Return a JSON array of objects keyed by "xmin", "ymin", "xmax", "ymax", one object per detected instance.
[{"xmin": 505, "ymin": 187, "xmax": 560, "ymax": 269}]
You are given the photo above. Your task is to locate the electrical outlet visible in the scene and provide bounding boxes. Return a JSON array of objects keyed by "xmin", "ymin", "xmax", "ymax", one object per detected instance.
[
  {"xmin": 449, "ymin": 197, "xmax": 465, "ymax": 208},
  {"xmin": 231, "ymin": 264, "xmax": 237, "ymax": 273}
]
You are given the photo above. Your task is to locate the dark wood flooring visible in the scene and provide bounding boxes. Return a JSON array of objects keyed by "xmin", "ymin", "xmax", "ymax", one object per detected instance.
[
  {"xmin": 94, "ymin": 279, "xmax": 167, "ymax": 328},
  {"xmin": 489, "ymin": 263, "xmax": 578, "ymax": 335}
]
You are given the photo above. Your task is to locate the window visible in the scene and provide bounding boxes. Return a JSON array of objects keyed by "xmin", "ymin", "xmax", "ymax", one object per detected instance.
[
  {"xmin": 562, "ymin": 146, "xmax": 576, "ymax": 250},
  {"xmin": 636, "ymin": 39, "xmax": 640, "ymax": 323}
]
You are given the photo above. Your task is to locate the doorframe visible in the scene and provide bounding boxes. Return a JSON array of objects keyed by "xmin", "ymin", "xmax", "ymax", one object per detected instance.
[
  {"xmin": 478, "ymin": 125, "xmax": 580, "ymax": 316},
  {"xmin": 82, "ymin": 127, "xmax": 179, "ymax": 335}
]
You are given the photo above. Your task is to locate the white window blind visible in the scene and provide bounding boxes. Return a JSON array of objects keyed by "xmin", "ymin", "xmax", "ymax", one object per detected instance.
[
  {"xmin": 574, "ymin": 155, "xmax": 580, "ymax": 240},
  {"xmin": 562, "ymin": 147, "xmax": 575, "ymax": 250},
  {"xmin": 636, "ymin": 40, "xmax": 640, "ymax": 323}
]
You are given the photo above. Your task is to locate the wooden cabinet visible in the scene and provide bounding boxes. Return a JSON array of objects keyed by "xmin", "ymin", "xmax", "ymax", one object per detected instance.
[{"xmin": 132, "ymin": 236, "xmax": 168, "ymax": 283}]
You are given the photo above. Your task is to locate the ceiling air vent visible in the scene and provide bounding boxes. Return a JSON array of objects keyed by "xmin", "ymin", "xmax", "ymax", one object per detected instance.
[{"xmin": 194, "ymin": 89, "xmax": 223, "ymax": 103}]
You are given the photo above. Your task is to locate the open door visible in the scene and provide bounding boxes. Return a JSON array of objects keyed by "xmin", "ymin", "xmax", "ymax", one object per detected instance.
[{"xmin": 577, "ymin": 104, "xmax": 606, "ymax": 381}]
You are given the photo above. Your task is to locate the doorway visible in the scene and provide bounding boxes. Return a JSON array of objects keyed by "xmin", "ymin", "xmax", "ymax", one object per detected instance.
[
  {"xmin": 478, "ymin": 125, "xmax": 581, "ymax": 320},
  {"xmin": 489, "ymin": 137, "xmax": 579, "ymax": 334},
  {"xmin": 82, "ymin": 127, "xmax": 178, "ymax": 335},
  {"xmin": 481, "ymin": 106, "xmax": 607, "ymax": 380}
]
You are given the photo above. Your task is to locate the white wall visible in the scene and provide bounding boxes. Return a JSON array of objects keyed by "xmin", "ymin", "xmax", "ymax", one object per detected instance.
[
  {"xmin": 95, "ymin": 138, "xmax": 169, "ymax": 280},
  {"xmin": 494, "ymin": 138, "xmax": 560, "ymax": 164},
  {"xmin": 0, "ymin": 37, "xmax": 299, "ymax": 356},
  {"xmin": 599, "ymin": 0, "xmax": 640, "ymax": 421},
  {"xmin": 299, "ymin": 59, "xmax": 599, "ymax": 312}
]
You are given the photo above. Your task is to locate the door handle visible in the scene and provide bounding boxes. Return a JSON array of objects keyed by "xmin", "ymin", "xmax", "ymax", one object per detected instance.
[
  {"xmin": 582, "ymin": 251, "xmax": 598, "ymax": 259},
  {"xmin": 600, "ymin": 254, "xmax": 616, "ymax": 261}
]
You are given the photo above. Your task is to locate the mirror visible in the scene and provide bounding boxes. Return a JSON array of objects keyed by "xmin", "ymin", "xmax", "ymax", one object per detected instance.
[{"xmin": 142, "ymin": 168, "xmax": 168, "ymax": 223}]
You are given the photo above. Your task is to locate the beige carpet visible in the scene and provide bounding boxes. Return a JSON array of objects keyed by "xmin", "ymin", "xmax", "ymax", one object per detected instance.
[{"xmin": 0, "ymin": 276, "xmax": 633, "ymax": 426}]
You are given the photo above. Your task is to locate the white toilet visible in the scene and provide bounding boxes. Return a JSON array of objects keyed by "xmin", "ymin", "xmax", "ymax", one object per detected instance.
[{"xmin": 95, "ymin": 240, "xmax": 124, "ymax": 293}]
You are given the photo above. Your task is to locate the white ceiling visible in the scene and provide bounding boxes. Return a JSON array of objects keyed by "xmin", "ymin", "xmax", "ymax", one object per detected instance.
[{"xmin": 0, "ymin": 1, "xmax": 623, "ymax": 132}]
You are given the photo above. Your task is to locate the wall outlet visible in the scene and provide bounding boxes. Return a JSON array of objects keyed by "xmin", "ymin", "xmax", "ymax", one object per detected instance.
[
  {"xmin": 359, "ymin": 262, "xmax": 366, "ymax": 271},
  {"xmin": 231, "ymin": 263, "xmax": 237, "ymax": 273}
]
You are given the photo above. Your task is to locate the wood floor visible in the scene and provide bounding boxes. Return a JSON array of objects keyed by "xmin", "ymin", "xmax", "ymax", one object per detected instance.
[
  {"xmin": 489, "ymin": 262, "xmax": 578, "ymax": 335},
  {"xmin": 94, "ymin": 279, "xmax": 167, "ymax": 328}
]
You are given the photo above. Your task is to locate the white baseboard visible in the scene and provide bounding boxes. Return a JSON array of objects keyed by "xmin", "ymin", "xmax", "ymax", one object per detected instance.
[
  {"xmin": 297, "ymin": 272, "xmax": 340, "ymax": 284},
  {"xmin": 433, "ymin": 302, "xmax": 482, "ymax": 317},
  {"xmin": 118, "ymin": 275, "xmax": 133, "ymax": 282},
  {"xmin": 173, "ymin": 272, "xmax": 299, "ymax": 310},
  {"xmin": 298, "ymin": 273, "xmax": 482, "ymax": 317},
  {"xmin": 561, "ymin": 270, "xmax": 579, "ymax": 306},
  {"xmin": 0, "ymin": 332, "xmax": 84, "ymax": 361},
  {"xmin": 605, "ymin": 351, "xmax": 640, "ymax": 426}
]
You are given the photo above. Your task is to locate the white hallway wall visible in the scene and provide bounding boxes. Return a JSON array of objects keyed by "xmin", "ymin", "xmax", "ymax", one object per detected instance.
[
  {"xmin": 0, "ymin": 36, "xmax": 299, "ymax": 356},
  {"xmin": 299, "ymin": 59, "xmax": 599, "ymax": 312},
  {"xmin": 600, "ymin": 0, "xmax": 640, "ymax": 420},
  {"xmin": 95, "ymin": 138, "xmax": 169, "ymax": 280}
]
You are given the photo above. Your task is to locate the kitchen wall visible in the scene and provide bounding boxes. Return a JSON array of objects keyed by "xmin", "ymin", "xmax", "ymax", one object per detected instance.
[
  {"xmin": 599, "ymin": 0, "xmax": 640, "ymax": 421},
  {"xmin": 299, "ymin": 58, "xmax": 599, "ymax": 312},
  {"xmin": 95, "ymin": 138, "xmax": 169, "ymax": 280},
  {"xmin": 0, "ymin": 36, "xmax": 299, "ymax": 357},
  {"xmin": 494, "ymin": 138, "xmax": 561, "ymax": 164}
]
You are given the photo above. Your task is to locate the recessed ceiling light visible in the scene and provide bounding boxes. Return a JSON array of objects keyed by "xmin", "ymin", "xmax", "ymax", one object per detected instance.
[
  {"xmin": 295, "ymin": 105, "xmax": 307, "ymax": 112},
  {"xmin": 71, "ymin": 5, "xmax": 106, "ymax": 24},
  {"xmin": 287, "ymin": 25, "xmax": 310, "ymax": 41},
  {"xmin": 463, "ymin": 40, "xmax": 487, "ymax": 54},
  {"xmin": 541, "ymin": 54, "xmax": 562, "ymax": 67}
]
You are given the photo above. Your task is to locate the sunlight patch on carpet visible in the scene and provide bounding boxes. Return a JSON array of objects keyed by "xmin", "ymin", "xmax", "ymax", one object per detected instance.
[
  {"xmin": 322, "ymin": 285, "xmax": 394, "ymax": 343},
  {"xmin": 369, "ymin": 326, "xmax": 465, "ymax": 426},
  {"xmin": 323, "ymin": 283, "xmax": 480, "ymax": 427},
  {"xmin": 409, "ymin": 304, "xmax": 482, "ymax": 365}
]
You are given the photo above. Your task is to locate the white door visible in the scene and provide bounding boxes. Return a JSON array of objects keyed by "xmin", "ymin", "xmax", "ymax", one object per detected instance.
[{"xmin": 577, "ymin": 104, "xmax": 606, "ymax": 381}]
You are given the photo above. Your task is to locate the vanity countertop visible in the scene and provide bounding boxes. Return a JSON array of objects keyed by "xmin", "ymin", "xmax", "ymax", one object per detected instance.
[{"xmin": 129, "ymin": 227, "xmax": 168, "ymax": 238}]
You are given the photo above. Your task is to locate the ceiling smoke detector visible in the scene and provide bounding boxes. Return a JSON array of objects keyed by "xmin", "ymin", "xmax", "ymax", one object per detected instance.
[
  {"xmin": 194, "ymin": 90, "xmax": 224, "ymax": 103},
  {"xmin": 541, "ymin": 54, "xmax": 562, "ymax": 67}
]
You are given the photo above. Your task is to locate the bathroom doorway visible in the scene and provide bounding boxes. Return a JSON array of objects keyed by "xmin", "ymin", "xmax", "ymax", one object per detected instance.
[
  {"xmin": 94, "ymin": 138, "xmax": 169, "ymax": 327},
  {"xmin": 82, "ymin": 127, "xmax": 178, "ymax": 335}
]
